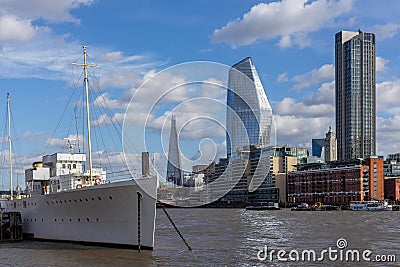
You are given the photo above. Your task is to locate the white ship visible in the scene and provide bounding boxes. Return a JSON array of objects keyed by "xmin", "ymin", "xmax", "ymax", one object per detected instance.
[
  {"xmin": 0, "ymin": 46, "xmax": 157, "ymax": 249},
  {"xmin": 349, "ymin": 200, "xmax": 393, "ymax": 211}
]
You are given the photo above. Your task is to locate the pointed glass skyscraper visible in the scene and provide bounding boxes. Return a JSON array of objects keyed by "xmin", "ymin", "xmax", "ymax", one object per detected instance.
[
  {"xmin": 166, "ymin": 114, "xmax": 182, "ymax": 186},
  {"xmin": 226, "ymin": 57, "xmax": 273, "ymax": 157}
]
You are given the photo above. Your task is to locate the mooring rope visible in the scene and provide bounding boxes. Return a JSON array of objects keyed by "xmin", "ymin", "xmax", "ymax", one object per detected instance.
[{"xmin": 157, "ymin": 201, "xmax": 192, "ymax": 251}]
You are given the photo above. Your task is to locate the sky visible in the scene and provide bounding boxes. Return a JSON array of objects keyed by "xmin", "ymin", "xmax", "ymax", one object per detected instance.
[{"xmin": 0, "ymin": 0, "xmax": 400, "ymax": 187}]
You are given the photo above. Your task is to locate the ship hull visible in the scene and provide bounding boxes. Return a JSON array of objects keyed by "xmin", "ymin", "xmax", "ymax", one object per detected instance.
[{"xmin": 1, "ymin": 179, "xmax": 156, "ymax": 249}]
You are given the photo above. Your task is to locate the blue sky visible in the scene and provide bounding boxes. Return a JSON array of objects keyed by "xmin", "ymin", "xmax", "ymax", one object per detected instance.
[{"xmin": 0, "ymin": 0, "xmax": 400, "ymax": 186}]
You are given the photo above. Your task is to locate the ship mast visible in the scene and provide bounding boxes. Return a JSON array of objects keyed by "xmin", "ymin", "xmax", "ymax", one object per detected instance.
[
  {"xmin": 7, "ymin": 93, "xmax": 13, "ymax": 200},
  {"xmin": 72, "ymin": 46, "xmax": 98, "ymax": 185}
]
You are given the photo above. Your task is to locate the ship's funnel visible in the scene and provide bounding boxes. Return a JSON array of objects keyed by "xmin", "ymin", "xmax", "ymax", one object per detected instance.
[{"xmin": 142, "ymin": 152, "xmax": 150, "ymax": 177}]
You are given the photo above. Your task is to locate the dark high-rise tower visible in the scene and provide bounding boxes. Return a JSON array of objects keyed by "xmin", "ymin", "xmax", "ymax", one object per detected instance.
[
  {"xmin": 226, "ymin": 57, "xmax": 273, "ymax": 158},
  {"xmin": 166, "ymin": 114, "xmax": 182, "ymax": 186},
  {"xmin": 335, "ymin": 30, "xmax": 376, "ymax": 160}
]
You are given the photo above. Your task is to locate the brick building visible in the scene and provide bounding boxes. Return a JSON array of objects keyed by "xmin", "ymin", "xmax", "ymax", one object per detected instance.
[
  {"xmin": 384, "ymin": 177, "xmax": 400, "ymax": 201},
  {"xmin": 288, "ymin": 157, "xmax": 384, "ymax": 205}
]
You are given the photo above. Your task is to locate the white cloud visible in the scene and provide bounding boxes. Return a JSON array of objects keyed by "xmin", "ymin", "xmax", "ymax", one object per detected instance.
[
  {"xmin": 276, "ymin": 71, "xmax": 289, "ymax": 82},
  {"xmin": 303, "ymin": 81, "xmax": 335, "ymax": 106},
  {"xmin": 377, "ymin": 115, "xmax": 400, "ymax": 156},
  {"xmin": 376, "ymin": 56, "xmax": 389, "ymax": 72},
  {"xmin": 0, "ymin": 15, "xmax": 42, "ymax": 43},
  {"xmin": 292, "ymin": 64, "xmax": 334, "ymax": 90},
  {"xmin": 272, "ymin": 81, "xmax": 335, "ymax": 149},
  {"xmin": 377, "ymin": 79, "xmax": 400, "ymax": 114},
  {"xmin": 274, "ymin": 97, "xmax": 334, "ymax": 118},
  {"xmin": 370, "ymin": 23, "xmax": 400, "ymax": 41},
  {"xmin": 277, "ymin": 35, "xmax": 292, "ymax": 49},
  {"xmin": 99, "ymin": 51, "xmax": 124, "ymax": 62},
  {"xmin": 211, "ymin": 0, "xmax": 353, "ymax": 47},
  {"xmin": 0, "ymin": 0, "xmax": 93, "ymax": 24},
  {"xmin": 274, "ymin": 115, "xmax": 332, "ymax": 147}
]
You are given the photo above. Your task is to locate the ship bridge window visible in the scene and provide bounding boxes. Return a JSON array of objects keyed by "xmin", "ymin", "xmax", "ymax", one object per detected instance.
[
  {"xmin": 62, "ymin": 164, "xmax": 65, "ymax": 168},
  {"xmin": 73, "ymin": 164, "xmax": 76, "ymax": 169}
]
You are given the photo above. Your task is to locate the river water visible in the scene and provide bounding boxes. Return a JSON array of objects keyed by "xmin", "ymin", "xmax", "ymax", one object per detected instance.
[{"xmin": 0, "ymin": 209, "xmax": 398, "ymax": 266}]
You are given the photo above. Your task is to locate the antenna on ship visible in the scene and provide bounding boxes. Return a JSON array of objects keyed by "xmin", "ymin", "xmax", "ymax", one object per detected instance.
[
  {"xmin": 72, "ymin": 46, "xmax": 100, "ymax": 186},
  {"xmin": 7, "ymin": 93, "xmax": 13, "ymax": 200},
  {"xmin": 63, "ymin": 138, "xmax": 77, "ymax": 153}
]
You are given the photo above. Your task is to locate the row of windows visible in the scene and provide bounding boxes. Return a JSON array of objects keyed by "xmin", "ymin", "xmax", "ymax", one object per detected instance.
[
  {"xmin": 23, "ymin": 217, "xmax": 100, "ymax": 223},
  {"xmin": 45, "ymin": 195, "xmax": 113, "ymax": 205},
  {"xmin": 8, "ymin": 195, "xmax": 114, "ymax": 208}
]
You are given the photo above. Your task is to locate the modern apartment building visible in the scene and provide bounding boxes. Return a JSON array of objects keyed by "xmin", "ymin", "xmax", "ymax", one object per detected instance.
[{"xmin": 335, "ymin": 30, "xmax": 376, "ymax": 160}]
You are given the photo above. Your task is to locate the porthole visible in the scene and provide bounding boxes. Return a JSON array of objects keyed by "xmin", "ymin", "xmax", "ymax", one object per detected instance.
[
  {"xmin": 96, "ymin": 218, "xmax": 99, "ymax": 222},
  {"xmin": 98, "ymin": 197, "xmax": 101, "ymax": 200},
  {"xmin": 91, "ymin": 197, "xmax": 94, "ymax": 201},
  {"xmin": 86, "ymin": 218, "xmax": 89, "ymax": 222},
  {"xmin": 78, "ymin": 218, "xmax": 81, "ymax": 222},
  {"xmin": 85, "ymin": 198, "xmax": 88, "ymax": 202},
  {"xmin": 55, "ymin": 219, "xmax": 57, "ymax": 222},
  {"xmin": 109, "ymin": 196, "xmax": 113, "ymax": 200},
  {"xmin": 79, "ymin": 199, "xmax": 83, "ymax": 202}
]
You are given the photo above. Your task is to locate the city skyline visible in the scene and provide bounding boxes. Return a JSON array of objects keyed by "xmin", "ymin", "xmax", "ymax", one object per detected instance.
[{"xmin": 0, "ymin": 0, "xmax": 399, "ymax": 184}]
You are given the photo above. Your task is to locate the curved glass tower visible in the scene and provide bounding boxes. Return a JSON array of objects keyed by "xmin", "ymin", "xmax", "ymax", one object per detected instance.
[{"xmin": 226, "ymin": 57, "xmax": 273, "ymax": 157}]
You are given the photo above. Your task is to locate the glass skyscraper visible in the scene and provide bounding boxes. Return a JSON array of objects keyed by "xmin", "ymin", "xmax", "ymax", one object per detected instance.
[
  {"xmin": 166, "ymin": 114, "xmax": 182, "ymax": 186},
  {"xmin": 226, "ymin": 57, "xmax": 273, "ymax": 157},
  {"xmin": 335, "ymin": 30, "xmax": 376, "ymax": 160}
]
